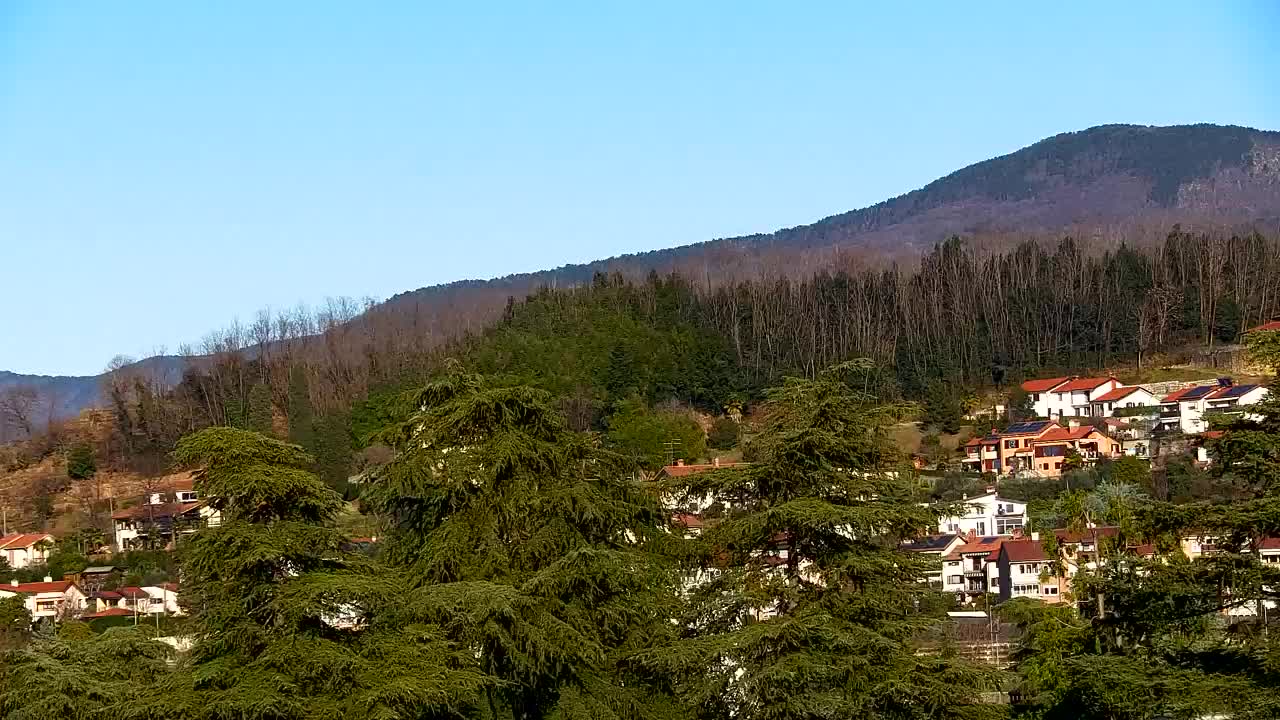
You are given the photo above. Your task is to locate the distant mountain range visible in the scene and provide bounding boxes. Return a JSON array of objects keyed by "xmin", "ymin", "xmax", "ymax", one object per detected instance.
[{"xmin": 7, "ymin": 123, "xmax": 1280, "ymax": 425}]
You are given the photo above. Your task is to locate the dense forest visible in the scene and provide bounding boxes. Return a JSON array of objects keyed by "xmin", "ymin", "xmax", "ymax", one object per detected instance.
[{"xmin": 7, "ymin": 228, "xmax": 1268, "ymax": 489}]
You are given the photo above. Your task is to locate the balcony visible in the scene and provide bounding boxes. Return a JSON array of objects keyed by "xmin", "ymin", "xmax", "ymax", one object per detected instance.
[
  {"xmin": 1159, "ymin": 408, "xmax": 1181, "ymax": 419},
  {"xmin": 963, "ymin": 568, "xmax": 986, "ymax": 578}
]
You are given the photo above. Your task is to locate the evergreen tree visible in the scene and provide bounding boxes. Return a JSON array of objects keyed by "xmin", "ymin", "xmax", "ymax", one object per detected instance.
[
  {"xmin": 244, "ymin": 382, "xmax": 275, "ymax": 435},
  {"xmin": 129, "ymin": 427, "xmax": 487, "ymax": 720},
  {"xmin": 364, "ymin": 371, "xmax": 684, "ymax": 720},
  {"xmin": 66, "ymin": 442, "xmax": 97, "ymax": 481},
  {"xmin": 636, "ymin": 361, "xmax": 1000, "ymax": 720},
  {"xmin": 0, "ymin": 627, "xmax": 170, "ymax": 720},
  {"xmin": 923, "ymin": 380, "xmax": 963, "ymax": 435}
]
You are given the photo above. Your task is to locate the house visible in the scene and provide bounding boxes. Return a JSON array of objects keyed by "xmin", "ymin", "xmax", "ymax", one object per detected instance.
[
  {"xmin": 941, "ymin": 534, "xmax": 1004, "ymax": 603},
  {"xmin": 996, "ymin": 538, "xmax": 1062, "ymax": 604},
  {"xmin": 961, "ymin": 420, "xmax": 1122, "ymax": 477},
  {"xmin": 0, "ymin": 578, "xmax": 88, "ymax": 621},
  {"xmin": 0, "ymin": 533, "xmax": 55, "ymax": 569},
  {"xmin": 935, "ymin": 490, "xmax": 1027, "ymax": 537},
  {"xmin": 1021, "ymin": 377, "xmax": 1122, "ymax": 419},
  {"xmin": 903, "ymin": 534, "xmax": 965, "ymax": 588},
  {"xmin": 112, "ymin": 474, "xmax": 221, "ymax": 551},
  {"xmin": 1155, "ymin": 380, "xmax": 1267, "ymax": 435},
  {"xmin": 1027, "ymin": 422, "xmax": 1123, "ymax": 477},
  {"xmin": 1088, "ymin": 386, "xmax": 1159, "ymax": 418},
  {"xmin": 64, "ymin": 566, "xmax": 118, "ymax": 593},
  {"xmin": 1204, "ymin": 384, "xmax": 1269, "ymax": 423}
]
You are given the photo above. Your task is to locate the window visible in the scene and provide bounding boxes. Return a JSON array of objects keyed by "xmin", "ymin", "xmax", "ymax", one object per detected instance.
[
  {"xmin": 1005, "ymin": 439, "xmax": 1018, "ymax": 450},
  {"xmin": 1019, "ymin": 563, "xmax": 1041, "ymax": 575},
  {"xmin": 947, "ymin": 575, "xmax": 963, "ymax": 585},
  {"xmin": 1041, "ymin": 463, "xmax": 1049, "ymax": 470},
  {"xmin": 1024, "ymin": 439, "xmax": 1033, "ymax": 447},
  {"xmin": 1032, "ymin": 393, "xmax": 1041, "ymax": 402},
  {"xmin": 946, "ymin": 523, "xmax": 959, "ymax": 533},
  {"xmin": 1055, "ymin": 462, "xmax": 1062, "ymax": 469},
  {"xmin": 35, "ymin": 600, "xmax": 56, "ymax": 612},
  {"xmin": 1013, "ymin": 584, "xmax": 1039, "ymax": 595},
  {"xmin": 976, "ymin": 522, "xmax": 986, "ymax": 535},
  {"xmin": 996, "ymin": 518, "xmax": 1022, "ymax": 534},
  {"xmin": 1042, "ymin": 586, "xmax": 1059, "ymax": 596}
]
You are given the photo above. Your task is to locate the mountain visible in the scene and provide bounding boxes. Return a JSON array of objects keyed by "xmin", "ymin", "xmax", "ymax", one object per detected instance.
[
  {"xmin": 7, "ymin": 123, "xmax": 1280, "ymax": 423},
  {"xmin": 377, "ymin": 123, "xmax": 1280, "ymax": 315}
]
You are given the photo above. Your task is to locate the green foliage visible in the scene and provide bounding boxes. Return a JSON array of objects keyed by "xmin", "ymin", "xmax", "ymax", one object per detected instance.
[
  {"xmin": 0, "ymin": 595, "xmax": 31, "ymax": 651},
  {"xmin": 1246, "ymin": 328, "xmax": 1280, "ymax": 372},
  {"xmin": 0, "ymin": 628, "xmax": 171, "ymax": 720},
  {"xmin": 65, "ymin": 442, "xmax": 97, "ymax": 480},
  {"xmin": 922, "ymin": 379, "xmax": 963, "ymax": 434},
  {"xmin": 244, "ymin": 382, "xmax": 274, "ymax": 435},
  {"xmin": 605, "ymin": 395, "xmax": 707, "ymax": 470},
  {"xmin": 1105, "ymin": 456, "xmax": 1150, "ymax": 493},
  {"xmin": 364, "ymin": 370, "xmax": 683, "ymax": 719},
  {"xmin": 637, "ymin": 362, "xmax": 1001, "ymax": 719},
  {"xmin": 130, "ymin": 426, "xmax": 489, "ymax": 719},
  {"xmin": 706, "ymin": 416, "xmax": 740, "ymax": 451}
]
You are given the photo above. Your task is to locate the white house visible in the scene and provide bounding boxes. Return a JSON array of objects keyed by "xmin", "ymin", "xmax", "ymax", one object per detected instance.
[
  {"xmin": 0, "ymin": 533, "xmax": 55, "ymax": 569},
  {"xmin": 1021, "ymin": 377, "xmax": 1123, "ymax": 419},
  {"xmin": 936, "ymin": 491, "xmax": 1027, "ymax": 537},
  {"xmin": 1088, "ymin": 386, "xmax": 1159, "ymax": 418},
  {"xmin": 903, "ymin": 534, "xmax": 965, "ymax": 588},
  {"xmin": 0, "ymin": 578, "xmax": 87, "ymax": 621},
  {"xmin": 112, "ymin": 475, "xmax": 221, "ymax": 551},
  {"xmin": 941, "ymin": 534, "xmax": 1004, "ymax": 603},
  {"xmin": 1157, "ymin": 381, "xmax": 1267, "ymax": 435}
]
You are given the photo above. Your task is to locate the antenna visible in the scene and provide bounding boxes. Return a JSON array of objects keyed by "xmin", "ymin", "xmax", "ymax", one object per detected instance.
[{"xmin": 663, "ymin": 439, "xmax": 681, "ymax": 466}]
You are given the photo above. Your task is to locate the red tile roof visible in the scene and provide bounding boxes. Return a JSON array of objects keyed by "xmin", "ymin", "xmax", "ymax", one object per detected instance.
[
  {"xmin": 1258, "ymin": 538, "xmax": 1280, "ymax": 551},
  {"xmin": 661, "ymin": 462, "xmax": 748, "ymax": 478},
  {"xmin": 672, "ymin": 513, "xmax": 707, "ymax": 530},
  {"xmin": 944, "ymin": 536, "xmax": 1004, "ymax": 561},
  {"xmin": 5, "ymin": 580, "xmax": 76, "ymax": 594},
  {"xmin": 83, "ymin": 607, "xmax": 135, "ymax": 619},
  {"xmin": 1021, "ymin": 377, "xmax": 1070, "ymax": 392},
  {"xmin": 1037, "ymin": 425, "xmax": 1107, "ymax": 442},
  {"xmin": 111, "ymin": 501, "xmax": 204, "ymax": 521},
  {"xmin": 1001, "ymin": 539, "xmax": 1048, "ymax": 563},
  {"xmin": 0, "ymin": 533, "xmax": 54, "ymax": 550},
  {"xmin": 1093, "ymin": 386, "xmax": 1144, "ymax": 403},
  {"xmin": 1054, "ymin": 377, "xmax": 1115, "ymax": 392},
  {"xmin": 1250, "ymin": 321, "xmax": 1280, "ymax": 333}
]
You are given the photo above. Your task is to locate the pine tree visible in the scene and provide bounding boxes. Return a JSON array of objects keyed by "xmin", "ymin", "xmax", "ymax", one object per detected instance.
[
  {"xmin": 0, "ymin": 627, "xmax": 170, "ymax": 720},
  {"xmin": 363, "ymin": 371, "xmax": 684, "ymax": 720},
  {"xmin": 636, "ymin": 362, "xmax": 1000, "ymax": 720},
  {"xmin": 128, "ymin": 427, "xmax": 487, "ymax": 720}
]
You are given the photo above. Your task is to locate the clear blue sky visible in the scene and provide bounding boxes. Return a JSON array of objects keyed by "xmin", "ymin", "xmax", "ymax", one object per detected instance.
[{"xmin": 1, "ymin": 1, "xmax": 1277, "ymax": 376}]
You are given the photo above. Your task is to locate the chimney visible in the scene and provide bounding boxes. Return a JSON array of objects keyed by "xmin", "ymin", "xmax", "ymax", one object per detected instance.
[
  {"xmin": 966, "ymin": 529, "xmax": 977, "ymax": 542},
  {"xmin": 1031, "ymin": 531, "xmax": 1040, "ymax": 541},
  {"xmin": 984, "ymin": 485, "xmax": 996, "ymax": 495},
  {"xmin": 1068, "ymin": 418, "xmax": 1080, "ymax": 429},
  {"xmin": 675, "ymin": 459, "xmax": 684, "ymax": 467},
  {"xmin": 9, "ymin": 579, "xmax": 17, "ymax": 587},
  {"xmin": 43, "ymin": 575, "xmax": 52, "ymax": 583},
  {"xmin": 713, "ymin": 457, "xmax": 720, "ymax": 467},
  {"xmin": 1011, "ymin": 527, "xmax": 1024, "ymax": 540}
]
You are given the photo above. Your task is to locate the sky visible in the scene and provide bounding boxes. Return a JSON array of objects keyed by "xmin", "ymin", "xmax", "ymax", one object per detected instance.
[{"xmin": 1, "ymin": 1, "xmax": 1277, "ymax": 376}]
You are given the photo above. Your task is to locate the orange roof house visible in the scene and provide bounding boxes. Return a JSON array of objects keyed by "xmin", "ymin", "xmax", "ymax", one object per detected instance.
[{"xmin": 1021, "ymin": 377, "xmax": 1071, "ymax": 393}]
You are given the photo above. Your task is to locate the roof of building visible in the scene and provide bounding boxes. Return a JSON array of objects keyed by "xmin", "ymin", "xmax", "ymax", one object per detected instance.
[
  {"xmin": 904, "ymin": 534, "xmax": 961, "ymax": 552},
  {"xmin": 82, "ymin": 566, "xmax": 116, "ymax": 574},
  {"xmin": 91, "ymin": 590, "xmax": 124, "ymax": 600},
  {"xmin": 672, "ymin": 513, "xmax": 707, "ymax": 530},
  {"xmin": 0, "ymin": 533, "xmax": 54, "ymax": 551},
  {"xmin": 963, "ymin": 436, "xmax": 985, "ymax": 448},
  {"xmin": 118, "ymin": 586, "xmax": 151, "ymax": 597},
  {"xmin": 111, "ymin": 501, "xmax": 204, "ymax": 521},
  {"xmin": 1055, "ymin": 377, "xmax": 1115, "ymax": 392},
  {"xmin": 83, "ymin": 607, "xmax": 136, "ymax": 619},
  {"xmin": 1208, "ymin": 384, "xmax": 1262, "ymax": 400},
  {"xmin": 1003, "ymin": 420, "xmax": 1055, "ymax": 436},
  {"xmin": 660, "ymin": 461, "xmax": 749, "ymax": 478},
  {"xmin": 1001, "ymin": 539, "xmax": 1049, "ymax": 563},
  {"xmin": 4, "ymin": 580, "xmax": 77, "ymax": 595},
  {"xmin": 1038, "ymin": 424, "xmax": 1108, "ymax": 443},
  {"xmin": 1258, "ymin": 538, "xmax": 1280, "ymax": 551},
  {"xmin": 1250, "ymin": 321, "xmax": 1280, "ymax": 333},
  {"xmin": 1163, "ymin": 385, "xmax": 1218, "ymax": 402},
  {"xmin": 944, "ymin": 536, "xmax": 1004, "ymax": 561},
  {"xmin": 1093, "ymin": 386, "xmax": 1145, "ymax": 403},
  {"xmin": 1021, "ymin": 377, "xmax": 1071, "ymax": 393}
]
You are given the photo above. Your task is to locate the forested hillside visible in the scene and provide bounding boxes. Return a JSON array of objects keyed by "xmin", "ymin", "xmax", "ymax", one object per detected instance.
[
  {"xmin": 8, "ymin": 124, "xmax": 1280, "ymax": 430},
  {"xmin": 3, "ymin": 228, "xmax": 1274, "ymax": 522}
]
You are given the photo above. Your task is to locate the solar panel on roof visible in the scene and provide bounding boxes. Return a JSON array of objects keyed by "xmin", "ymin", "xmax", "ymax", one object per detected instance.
[
  {"xmin": 1006, "ymin": 420, "xmax": 1051, "ymax": 434},
  {"xmin": 1183, "ymin": 386, "xmax": 1215, "ymax": 399}
]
